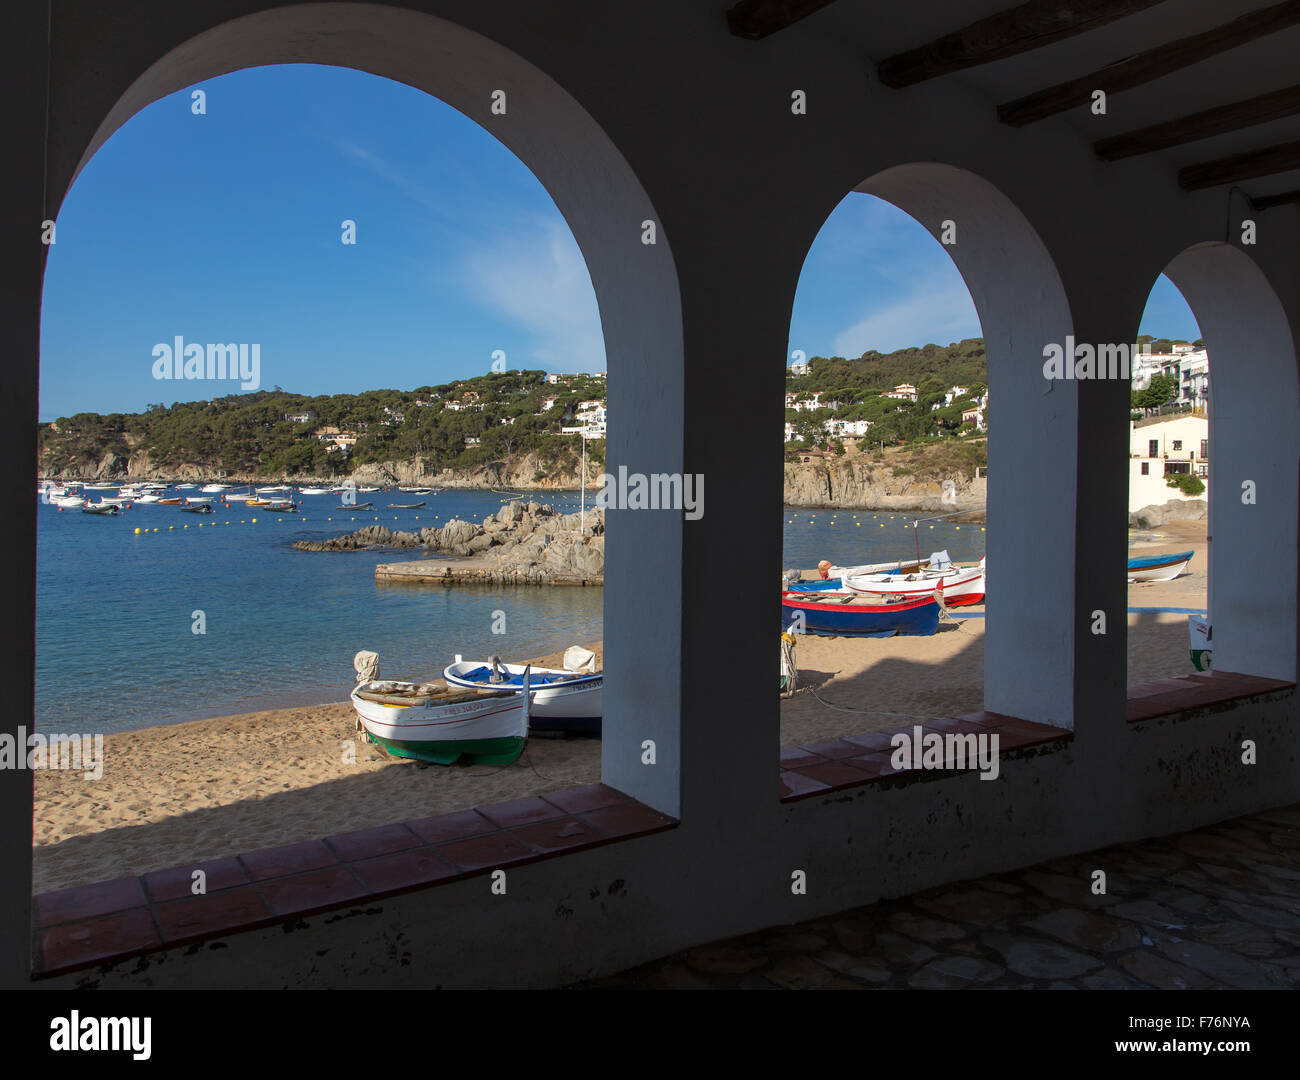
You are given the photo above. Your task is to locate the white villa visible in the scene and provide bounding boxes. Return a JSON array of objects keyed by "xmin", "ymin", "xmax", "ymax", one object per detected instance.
[
  {"xmin": 882, "ymin": 383, "xmax": 918, "ymax": 402},
  {"xmin": 1129, "ymin": 413, "xmax": 1209, "ymax": 513}
]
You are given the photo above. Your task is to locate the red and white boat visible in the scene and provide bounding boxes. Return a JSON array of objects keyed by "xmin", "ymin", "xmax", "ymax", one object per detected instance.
[{"xmin": 841, "ymin": 556, "xmax": 986, "ymax": 607}]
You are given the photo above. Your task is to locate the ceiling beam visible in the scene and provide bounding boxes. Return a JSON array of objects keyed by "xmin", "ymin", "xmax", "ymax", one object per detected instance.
[
  {"xmin": 1094, "ymin": 84, "xmax": 1300, "ymax": 160},
  {"xmin": 877, "ymin": 0, "xmax": 1167, "ymax": 89},
  {"xmin": 1250, "ymin": 188, "xmax": 1300, "ymax": 210},
  {"xmin": 726, "ymin": 0, "xmax": 839, "ymax": 40},
  {"xmin": 1178, "ymin": 139, "xmax": 1300, "ymax": 190},
  {"xmin": 998, "ymin": 0, "xmax": 1300, "ymax": 127}
]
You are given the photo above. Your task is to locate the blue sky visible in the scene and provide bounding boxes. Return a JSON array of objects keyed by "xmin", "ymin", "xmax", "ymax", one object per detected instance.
[{"xmin": 39, "ymin": 64, "xmax": 1199, "ymax": 421}]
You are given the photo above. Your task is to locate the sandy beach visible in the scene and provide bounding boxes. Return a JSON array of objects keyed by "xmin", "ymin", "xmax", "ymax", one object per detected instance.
[{"xmin": 34, "ymin": 521, "xmax": 1208, "ymax": 893}]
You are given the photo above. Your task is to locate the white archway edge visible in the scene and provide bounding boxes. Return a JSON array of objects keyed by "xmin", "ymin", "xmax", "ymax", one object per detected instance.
[
  {"xmin": 858, "ymin": 164, "xmax": 1076, "ymax": 727},
  {"xmin": 64, "ymin": 2, "xmax": 686, "ymax": 812},
  {"xmin": 1165, "ymin": 243, "xmax": 1299, "ymax": 683}
]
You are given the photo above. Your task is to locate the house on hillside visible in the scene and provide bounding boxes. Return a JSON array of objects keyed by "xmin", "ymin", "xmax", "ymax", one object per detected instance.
[
  {"xmin": 1130, "ymin": 413, "xmax": 1208, "ymax": 512},
  {"xmin": 882, "ymin": 383, "xmax": 918, "ymax": 402}
]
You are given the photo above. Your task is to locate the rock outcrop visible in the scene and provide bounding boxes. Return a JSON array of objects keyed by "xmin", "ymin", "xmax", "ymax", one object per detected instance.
[
  {"xmin": 295, "ymin": 501, "xmax": 605, "ymax": 584},
  {"xmin": 1128, "ymin": 499, "xmax": 1208, "ymax": 528},
  {"xmin": 783, "ymin": 458, "xmax": 986, "ymax": 512}
]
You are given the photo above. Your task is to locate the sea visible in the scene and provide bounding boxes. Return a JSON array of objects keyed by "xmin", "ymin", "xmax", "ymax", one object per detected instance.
[{"xmin": 35, "ymin": 490, "xmax": 986, "ymax": 734}]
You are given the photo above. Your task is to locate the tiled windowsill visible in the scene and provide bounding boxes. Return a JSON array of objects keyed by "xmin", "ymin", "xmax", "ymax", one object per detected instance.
[
  {"xmin": 780, "ymin": 713, "xmax": 1070, "ymax": 802},
  {"xmin": 1126, "ymin": 669, "xmax": 1294, "ymax": 722},
  {"xmin": 33, "ymin": 783, "xmax": 676, "ymax": 979}
]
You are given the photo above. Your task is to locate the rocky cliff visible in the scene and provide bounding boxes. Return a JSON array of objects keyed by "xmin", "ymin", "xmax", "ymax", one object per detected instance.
[{"xmin": 782, "ymin": 457, "xmax": 987, "ymax": 512}]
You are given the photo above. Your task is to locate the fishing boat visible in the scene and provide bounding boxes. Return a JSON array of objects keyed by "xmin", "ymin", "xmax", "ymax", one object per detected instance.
[
  {"xmin": 133, "ymin": 493, "xmax": 161, "ymax": 503},
  {"xmin": 158, "ymin": 497, "xmax": 183, "ymax": 505},
  {"xmin": 184, "ymin": 496, "xmax": 212, "ymax": 504},
  {"xmin": 781, "ymin": 591, "xmax": 941, "ymax": 637},
  {"xmin": 841, "ymin": 557, "xmax": 986, "ymax": 606},
  {"xmin": 387, "ymin": 501, "xmax": 426, "ymax": 509},
  {"xmin": 256, "ymin": 485, "xmax": 291, "ymax": 493},
  {"xmin": 200, "ymin": 483, "xmax": 230, "ymax": 493},
  {"xmin": 181, "ymin": 503, "xmax": 214, "ymax": 514},
  {"xmin": 175, "ymin": 483, "xmax": 197, "ymax": 490},
  {"xmin": 81, "ymin": 503, "xmax": 120, "ymax": 515},
  {"xmin": 784, "ymin": 576, "xmax": 846, "ymax": 592},
  {"xmin": 351, "ymin": 669, "xmax": 532, "ymax": 765},
  {"xmin": 398, "ymin": 487, "xmax": 433, "ymax": 494},
  {"xmin": 52, "ymin": 494, "xmax": 86, "ymax": 508},
  {"xmin": 262, "ymin": 500, "xmax": 297, "ymax": 511},
  {"xmin": 95, "ymin": 495, "xmax": 130, "ymax": 506},
  {"xmin": 358, "ymin": 486, "xmax": 380, "ymax": 493},
  {"xmin": 1127, "ymin": 550, "xmax": 1193, "ymax": 582},
  {"xmin": 444, "ymin": 656, "xmax": 601, "ymax": 735},
  {"xmin": 298, "ymin": 487, "xmax": 330, "ymax": 495},
  {"xmin": 339, "ymin": 501, "xmax": 373, "ymax": 510}
]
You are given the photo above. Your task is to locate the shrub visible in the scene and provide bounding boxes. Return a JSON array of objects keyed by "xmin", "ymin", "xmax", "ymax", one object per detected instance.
[{"xmin": 1165, "ymin": 472, "xmax": 1206, "ymax": 496}]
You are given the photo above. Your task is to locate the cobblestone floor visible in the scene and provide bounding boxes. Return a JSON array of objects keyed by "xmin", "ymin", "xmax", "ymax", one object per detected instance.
[{"xmin": 574, "ymin": 804, "xmax": 1300, "ymax": 989}]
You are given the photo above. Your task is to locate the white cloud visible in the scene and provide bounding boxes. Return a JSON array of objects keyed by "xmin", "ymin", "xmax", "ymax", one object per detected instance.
[
  {"xmin": 460, "ymin": 222, "xmax": 606, "ymax": 372},
  {"xmin": 832, "ymin": 277, "xmax": 981, "ymax": 358}
]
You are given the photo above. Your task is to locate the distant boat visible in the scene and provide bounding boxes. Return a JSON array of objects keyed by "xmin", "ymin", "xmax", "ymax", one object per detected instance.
[
  {"xmin": 224, "ymin": 489, "xmax": 254, "ymax": 502},
  {"xmin": 52, "ymin": 495, "xmax": 85, "ymax": 508},
  {"xmin": 175, "ymin": 483, "xmax": 197, "ymax": 490},
  {"xmin": 262, "ymin": 500, "xmax": 297, "ymax": 512},
  {"xmin": 200, "ymin": 484, "xmax": 230, "ymax": 493},
  {"xmin": 357, "ymin": 486, "xmax": 380, "ymax": 493},
  {"xmin": 184, "ymin": 497, "xmax": 212, "ymax": 504},
  {"xmin": 256, "ymin": 485, "xmax": 291, "ymax": 493},
  {"xmin": 81, "ymin": 504, "xmax": 120, "ymax": 515},
  {"xmin": 299, "ymin": 487, "xmax": 330, "ymax": 495},
  {"xmin": 841, "ymin": 557, "xmax": 986, "ymax": 607},
  {"xmin": 781, "ymin": 592, "xmax": 940, "ymax": 637},
  {"xmin": 158, "ymin": 498, "xmax": 183, "ymax": 505},
  {"xmin": 132, "ymin": 494, "xmax": 162, "ymax": 503},
  {"xmin": 351, "ymin": 671, "xmax": 532, "ymax": 765},
  {"xmin": 339, "ymin": 501, "xmax": 373, "ymax": 510},
  {"xmin": 399, "ymin": 487, "xmax": 433, "ymax": 494},
  {"xmin": 387, "ymin": 501, "xmax": 426, "ymax": 509},
  {"xmin": 83, "ymin": 483, "xmax": 117, "ymax": 491},
  {"xmin": 444, "ymin": 657, "xmax": 601, "ymax": 735},
  {"xmin": 1127, "ymin": 550, "xmax": 1193, "ymax": 582},
  {"xmin": 181, "ymin": 503, "xmax": 214, "ymax": 514}
]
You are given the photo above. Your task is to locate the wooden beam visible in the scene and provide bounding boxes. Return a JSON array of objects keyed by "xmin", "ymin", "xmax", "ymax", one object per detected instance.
[
  {"xmin": 1178, "ymin": 139, "xmax": 1300, "ymax": 190},
  {"xmin": 1251, "ymin": 188, "xmax": 1300, "ymax": 210},
  {"xmin": 999, "ymin": 0, "xmax": 1300, "ymax": 127},
  {"xmin": 877, "ymin": 0, "xmax": 1167, "ymax": 89},
  {"xmin": 726, "ymin": 0, "xmax": 839, "ymax": 40},
  {"xmin": 1094, "ymin": 84, "xmax": 1300, "ymax": 160}
]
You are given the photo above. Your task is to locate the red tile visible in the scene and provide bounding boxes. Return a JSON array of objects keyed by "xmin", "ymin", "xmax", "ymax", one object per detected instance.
[
  {"xmin": 40, "ymin": 908, "xmax": 161, "ymax": 975},
  {"xmin": 142, "ymin": 858, "xmax": 249, "ymax": 903},
  {"xmin": 1128, "ymin": 678, "xmax": 1192, "ymax": 699},
  {"xmin": 581, "ymin": 802, "xmax": 677, "ymax": 839},
  {"xmin": 257, "ymin": 866, "xmax": 368, "ymax": 917},
  {"xmin": 477, "ymin": 796, "xmax": 568, "ymax": 829},
  {"xmin": 844, "ymin": 731, "xmax": 898, "ymax": 753},
  {"xmin": 846, "ymin": 752, "xmax": 904, "ymax": 778},
  {"xmin": 436, "ymin": 831, "xmax": 539, "ymax": 870},
  {"xmin": 780, "ymin": 746, "xmax": 828, "ymax": 767},
  {"xmin": 780, "ymin": 772, "xmax": 832, "ymax": 800},
  {"xmin": 405, "ymin": 808, "xmax": 496, "ymax": 845},
  {"xmin": 791, "ymin": 762, "xmax": 871, "ymax": 790},
  {"xmin": 799, "ymin": 739, "xmax": 867, "ymax": 760},
  {"xmin": 511, "ymin": 816, "xmax": 605, "ymax": 852},
  {"xmin": 540, "ymin": 783, "xmax": 632, "ymax": 815},
  {"xmin": 351, "ymin": 848, "xmax": 462, "ymax": 894},
  {"xmin": 154, "ymin": 887, "xmax": 274, "ymax": 946},
  {"xmin": 239, "ymin": 839, "xmax": 338, "ymax": 881},
  {"xmin": 36, "ymin": 876, "xmax": 147, "ymax": 927},
  {"xmin": 325, "ymin": 823, "xmax": 421, "ymax": 862}
]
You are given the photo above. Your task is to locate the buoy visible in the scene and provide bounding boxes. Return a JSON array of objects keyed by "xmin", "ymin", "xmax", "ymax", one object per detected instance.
[
  {"xmin": 168, "ymin": 525, "xmax": 174, "ymax": 531},
  {"xmin": 133, "ymin": 527, "xmax": 141, "ymax": 534},
  {"xmin": 252, "ymin": 518, "xmax": 257, "ymax": 523},
  {"xmin": 183, "ymin": 525, "xmax": 188, "ymax": 529}
]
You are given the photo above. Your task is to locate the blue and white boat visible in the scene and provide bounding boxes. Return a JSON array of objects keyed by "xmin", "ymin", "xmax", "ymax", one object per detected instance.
[
  {"xmin": 781, "ymin": 591, "xmax": 940, "ymax": 637},
  {"xmin": 1127, "ymin": 550, "xmax": 1193, "ymax": 582},
  {"xmin": 443, "ymin": 656, "xmax": 601, "ymax": 735}
]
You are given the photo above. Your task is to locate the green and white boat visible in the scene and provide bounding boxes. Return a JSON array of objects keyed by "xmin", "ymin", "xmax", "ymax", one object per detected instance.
[{"xmin": 350, "ymin": 668, "xmax": 531, "ymax": 765}]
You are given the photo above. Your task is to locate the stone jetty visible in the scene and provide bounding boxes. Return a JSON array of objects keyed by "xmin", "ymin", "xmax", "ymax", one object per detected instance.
[{"xmin": 294, "ymin": 500, "xmax": 604, "ymax": 585}]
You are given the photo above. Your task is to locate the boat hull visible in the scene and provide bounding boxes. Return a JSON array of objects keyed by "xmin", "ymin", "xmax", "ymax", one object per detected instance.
[
  {"xmin": 1127, "ymin": 550, "xmax": 1193, "ymax": 582},
  {"xmin": 842, "ymin": 566, "xmax": 985, "ymax": 606},
  {"xmin": 781, "ymin": 593, "xmax": 941, "ymax": 637},
  {"xmin": 443, "ymin": 662, "xmax": 602, "ymax": 734},
  {"xmin": 350, "ymin": 684, "xmax": 528, "ymax": 764}
]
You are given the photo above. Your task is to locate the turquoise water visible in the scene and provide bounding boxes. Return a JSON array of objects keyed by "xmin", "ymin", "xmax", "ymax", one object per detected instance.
[{"xmin": 35, "ymin": 493, "xmax": 985, "ymax": 733}]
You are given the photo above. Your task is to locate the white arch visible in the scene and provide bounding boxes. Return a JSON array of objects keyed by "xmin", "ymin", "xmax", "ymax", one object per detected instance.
[
  {"xmin": 47, "ymin": 2, "xmax": 686, "ymax": 811},
  {"xmin": 856, "ymin": 164, "xmax": 1076, "ymax": 725},
  {"xmin": 1164, "ymin": 243, "xmax": 1299, "ymax": 681}
]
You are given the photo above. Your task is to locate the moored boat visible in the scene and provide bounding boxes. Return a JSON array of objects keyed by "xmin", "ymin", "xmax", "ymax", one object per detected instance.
[
  {"xmin": 298, "ymin": 487, "xmax": 330, "ymax": 495},
  {"xmin": 339, "ymin": 501, "xmax": 373, "ymax": 510},
  {"xmin": 781, "ymin": 591, "xmax": 941, "ymax": 637},
  {"xmin": 443, "ymin": 656, "xmax": 601, "ymax": 735},
  {"xmin": 351, "ymin": 668, "xmax": 532, "ymax": 765},
  {"xmin": 262, "ymin": 500, "xmax": 297, "ymax": 511},
  {"xmin": 181, "ymin": 503, "xmax": 214, "ymax": 514},
  {"xmin": 81, "ymin": 504, "xmax": 120, "ymax": 515},
  {"xmin": 1127, "ymin": 550, "xmax": 1193, "ymax": 582},
  {"xmin": 387, "ymin": 501, "xmax": 426, "ymax": 509},
  {"xmin": 158, "ymin": 497, "xmax": 183, "ymax": 505},
  {"xmin": 200, "ymin": 483, "xmax": 230, "ymax": 493},
  {"xmin": 841, "ymin": 557, "xmax": 985, "ymax": 606}
]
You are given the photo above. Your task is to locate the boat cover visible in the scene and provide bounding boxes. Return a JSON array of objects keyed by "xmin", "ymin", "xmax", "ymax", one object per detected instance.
[
  {"xmin": 354, "ymin": 650, "xmax": 380, "ymax": 683},
  {"xmin": 459, "ymin": 665, "xmax": 590, "ymax": 687},
  {"xmin": 563, "ymin": 645, "xmax": 598, "ymax": 673}
]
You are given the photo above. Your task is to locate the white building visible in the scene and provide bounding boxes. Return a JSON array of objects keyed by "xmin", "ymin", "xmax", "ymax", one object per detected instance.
[
  {"xmin": 1132, "ymin": 347, "xmax": 1210, "ymax": 411},
  {"xmin": 882, "ymin": 383, "xmax": 918, "ymax": 402},
  {"xmin": 788, "ymin": 361, "xmax": 810, "ymax": 376},
  {"xmin": 1129, "ymin": 413, "xmax": 1209, "ymax": 512}
]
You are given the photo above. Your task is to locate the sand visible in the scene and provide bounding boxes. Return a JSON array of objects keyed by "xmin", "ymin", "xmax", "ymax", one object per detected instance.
[{"xmin": 34, "ymin": 521, "xmax": 1208, "ymax": 893}]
